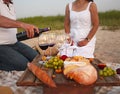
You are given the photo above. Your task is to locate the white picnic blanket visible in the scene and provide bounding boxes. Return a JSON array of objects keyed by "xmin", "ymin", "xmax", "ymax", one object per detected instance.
[
  {"xmin": 0, "ymin": 62, "xmax": 120, "ymax": 94},
  {"xmin": 0, "ymin": 71, "xmax": 43, "ymax": 94}
]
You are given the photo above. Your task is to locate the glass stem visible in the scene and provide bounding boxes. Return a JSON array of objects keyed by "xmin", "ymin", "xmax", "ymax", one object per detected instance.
[
  {"xmin": 50, "ymin": 47, "xmax": 51, "ymax": 56},
  {"xmin": 43, "ymin": 50, "xmax": 45, "ymax": 62}
]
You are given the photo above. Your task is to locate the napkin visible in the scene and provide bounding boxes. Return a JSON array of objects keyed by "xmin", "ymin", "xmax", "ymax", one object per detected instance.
[{"xmin": 58, "ymin": 43, "xmax": 77, "ymax": 57}]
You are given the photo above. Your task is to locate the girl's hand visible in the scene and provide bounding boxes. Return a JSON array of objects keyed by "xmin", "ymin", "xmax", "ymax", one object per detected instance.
[
  {"xmin": 77, "ymin": 39, "xmax": 89, "ymax": 47},
  {"xmin": 65, "ymin": 34, "xmax": 74, "ymax": 46}
]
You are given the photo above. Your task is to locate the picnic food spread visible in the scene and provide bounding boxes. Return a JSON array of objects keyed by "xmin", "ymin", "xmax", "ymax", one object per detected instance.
[
  {"xmin": 44, "ymin": 55, "xmax": 98, "ymax": 85},
  {"xmin": 44, "ymin": 56, "xmax": 64, "ymax": 73},
  {"xmin": 63, "ymin": 56, "xmax": 98, "ymax": 85},
  {"xmin": 23, "ymin": 55, "xmax": 120, "ymax": 87},
  {"xmin": 16, "ymin": 55, "xmax": 120, "ymax": 88}
]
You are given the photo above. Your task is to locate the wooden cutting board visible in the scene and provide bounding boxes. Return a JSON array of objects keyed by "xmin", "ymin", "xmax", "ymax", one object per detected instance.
[{"xmin": 16, "ymin": 57, "xmax": 120, "ymax": 86}]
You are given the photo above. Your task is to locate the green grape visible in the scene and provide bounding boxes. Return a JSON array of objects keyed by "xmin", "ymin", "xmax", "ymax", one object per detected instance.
[
  {"xmin": 103, "ymin": 67, "xmax": 108, "ymax": 71},
  {"xmin": 60, "ymin": 59, "xmax": 64, "ymax": 63},
  {"xmin": 107, "ymin": 67, "xmax": 112, "ymax": 71},
  {"xmin": 54, "ymin": 62, "xmax": 58, "ymax": 66},
  {"xmin": 58, "ymin": 66, "xmax": 62, "ymax": 69},
  {"xmin": 54, "ymin": 66, "xmax": 58, "ymax": 69},
  {"xmin": 48, "ymin": 64, "xmax": 54, "ymax": 68},
  {"xmin": 99, "ymin": 66, "xmax": 117, "ymax": 77},
  {"xmin": 108, "ymin": 72, "xmax": 113, "ymax": 76},
  {"xmin": 44, "ymin": 56, "xmax": 64, "ymax": 70},
  {"xmin": 113, "ymin": 70, "xmax": 116, "ymax": 75},
  {"xmin": 103, "ymin": 72, "xmax": 108, "ymax": 77},
  {"xmin": 55, "ymin": 62, "xmax": 59, "ymax": 66},
  {"xmin": 48, "ymin": 59, "xmax": 53, "ymax": 64},
  {"xmin": 54, "ymin": 58, "xmax": 57, "ymax": 62},
  {"xmin": 99, "ymin": 70, "xmax": 103, "ymax": 76},
  {"xmin": 44, "ymin": 63, "xmax": 49, "ymax": 68},
  {"xmin": 106, "ymin": 70, "xmax": 109, "ymax": 73},
  {"xmin": 53, "ymin": 62, "xmax": 56, "ymax": 65}
]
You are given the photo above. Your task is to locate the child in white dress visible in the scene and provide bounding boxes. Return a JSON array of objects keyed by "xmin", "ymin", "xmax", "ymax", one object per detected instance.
[{"xmin": 64, "ymin": 0, "xmax": 99, "ymax": 59}]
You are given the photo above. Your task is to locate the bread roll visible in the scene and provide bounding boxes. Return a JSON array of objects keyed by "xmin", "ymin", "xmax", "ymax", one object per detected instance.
[
  {"xmin": 63, "ymin": 65, "xmax": 79, "ymax": 75},
  {"xmin": 66, "ymin": 64, "xmax": 97, "ymax": 85},
  {"xmin": 63, "ymin": 56, "xmax": 97, "ymax": 85}
]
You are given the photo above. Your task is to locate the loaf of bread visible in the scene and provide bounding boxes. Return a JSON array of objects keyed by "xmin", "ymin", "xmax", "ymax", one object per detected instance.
[
  {"xmin": 27, "ymin": 63, "xmax": 56, "ymax": 88},
  {"xmin": 63, "ymin": 56, "xmax": 97, "ymax": 85}
]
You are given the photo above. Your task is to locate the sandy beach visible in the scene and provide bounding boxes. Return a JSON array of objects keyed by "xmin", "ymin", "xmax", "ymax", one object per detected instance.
[{"xmin": 95, "ymin": 27, "xmax": 120, "ymax": 64}]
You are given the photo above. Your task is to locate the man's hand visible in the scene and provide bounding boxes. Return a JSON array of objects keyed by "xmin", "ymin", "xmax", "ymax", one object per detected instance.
[
  {"xmin": 20, "ymin": 23, "xmax": 39, "ymax": 38},
  {"xmin": 0, "ymin": 15, "xmax": 39, "ymax": 38}
]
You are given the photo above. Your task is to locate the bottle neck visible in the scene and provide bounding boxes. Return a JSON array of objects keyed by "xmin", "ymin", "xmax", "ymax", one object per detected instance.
[{"xmin": 3, "ymin": 0, "xmax": 13, "ymax": 4}]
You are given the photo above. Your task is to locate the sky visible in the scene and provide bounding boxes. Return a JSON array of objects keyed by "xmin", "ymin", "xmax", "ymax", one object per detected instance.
[{"xmin": 13, "ymin": 0, "xmax": 120, "ymax": 18}]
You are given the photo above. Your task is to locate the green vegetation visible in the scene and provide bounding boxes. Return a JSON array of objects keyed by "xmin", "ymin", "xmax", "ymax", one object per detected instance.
[
  {"xmin": 99, "ymin": 10, "xmax": 120, "ymax": 30},
  {"xmin": 18, "ymin": 10, "xmax": 120, "ymax": 32},
  {"xmin": 18, "ymin": 15, "xmax": 64, "ymax": 32}
]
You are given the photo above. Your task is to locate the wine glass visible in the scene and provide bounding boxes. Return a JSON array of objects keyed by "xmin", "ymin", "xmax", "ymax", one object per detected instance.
[
  {"xmin": 55, "ymin": 33, "xmax": 66, "ymax": 49},
  {"xmin": 64, "ymin": 33, "xmax": 73, "ymax": 55},
  {"xmin": 65, "ymin": 33, "xmax": 72, "ymax": 45},
  {"xmin": 47, "ymin": 32, "xmax": 56, "ymax": 57},
  {"xmin": 54, "ymin": 33, "xmax": 67, "ymax": 56},
  {"xmin": 38, "ymin": 33, "xmax": 49, "ymax": 61}
]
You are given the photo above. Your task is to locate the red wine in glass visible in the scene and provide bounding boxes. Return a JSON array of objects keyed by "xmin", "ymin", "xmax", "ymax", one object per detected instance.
[
  {"xmin": 48, "ymin": 43, "xmax": 55, "ymax": 47},
  {"xmin": 39, "ymin": 43, "xmax": 49, "ymax": 50}
]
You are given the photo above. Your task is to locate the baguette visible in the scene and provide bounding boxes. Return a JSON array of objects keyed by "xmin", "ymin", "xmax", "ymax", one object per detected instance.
[{"xmin": 27, "ymin": 63, "xmax": 56, "ymax": 88}]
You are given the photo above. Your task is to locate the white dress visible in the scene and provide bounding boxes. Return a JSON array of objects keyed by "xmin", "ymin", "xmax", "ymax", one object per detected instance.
[{"xmin": 69, "ymin": 2, "xmax": 96, "ymax": 58}]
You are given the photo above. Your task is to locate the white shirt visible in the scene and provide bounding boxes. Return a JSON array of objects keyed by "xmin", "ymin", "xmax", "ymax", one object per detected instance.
[{"xmin": 0, "ymin": 0, "xmax": 17, "ymax": 44}]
